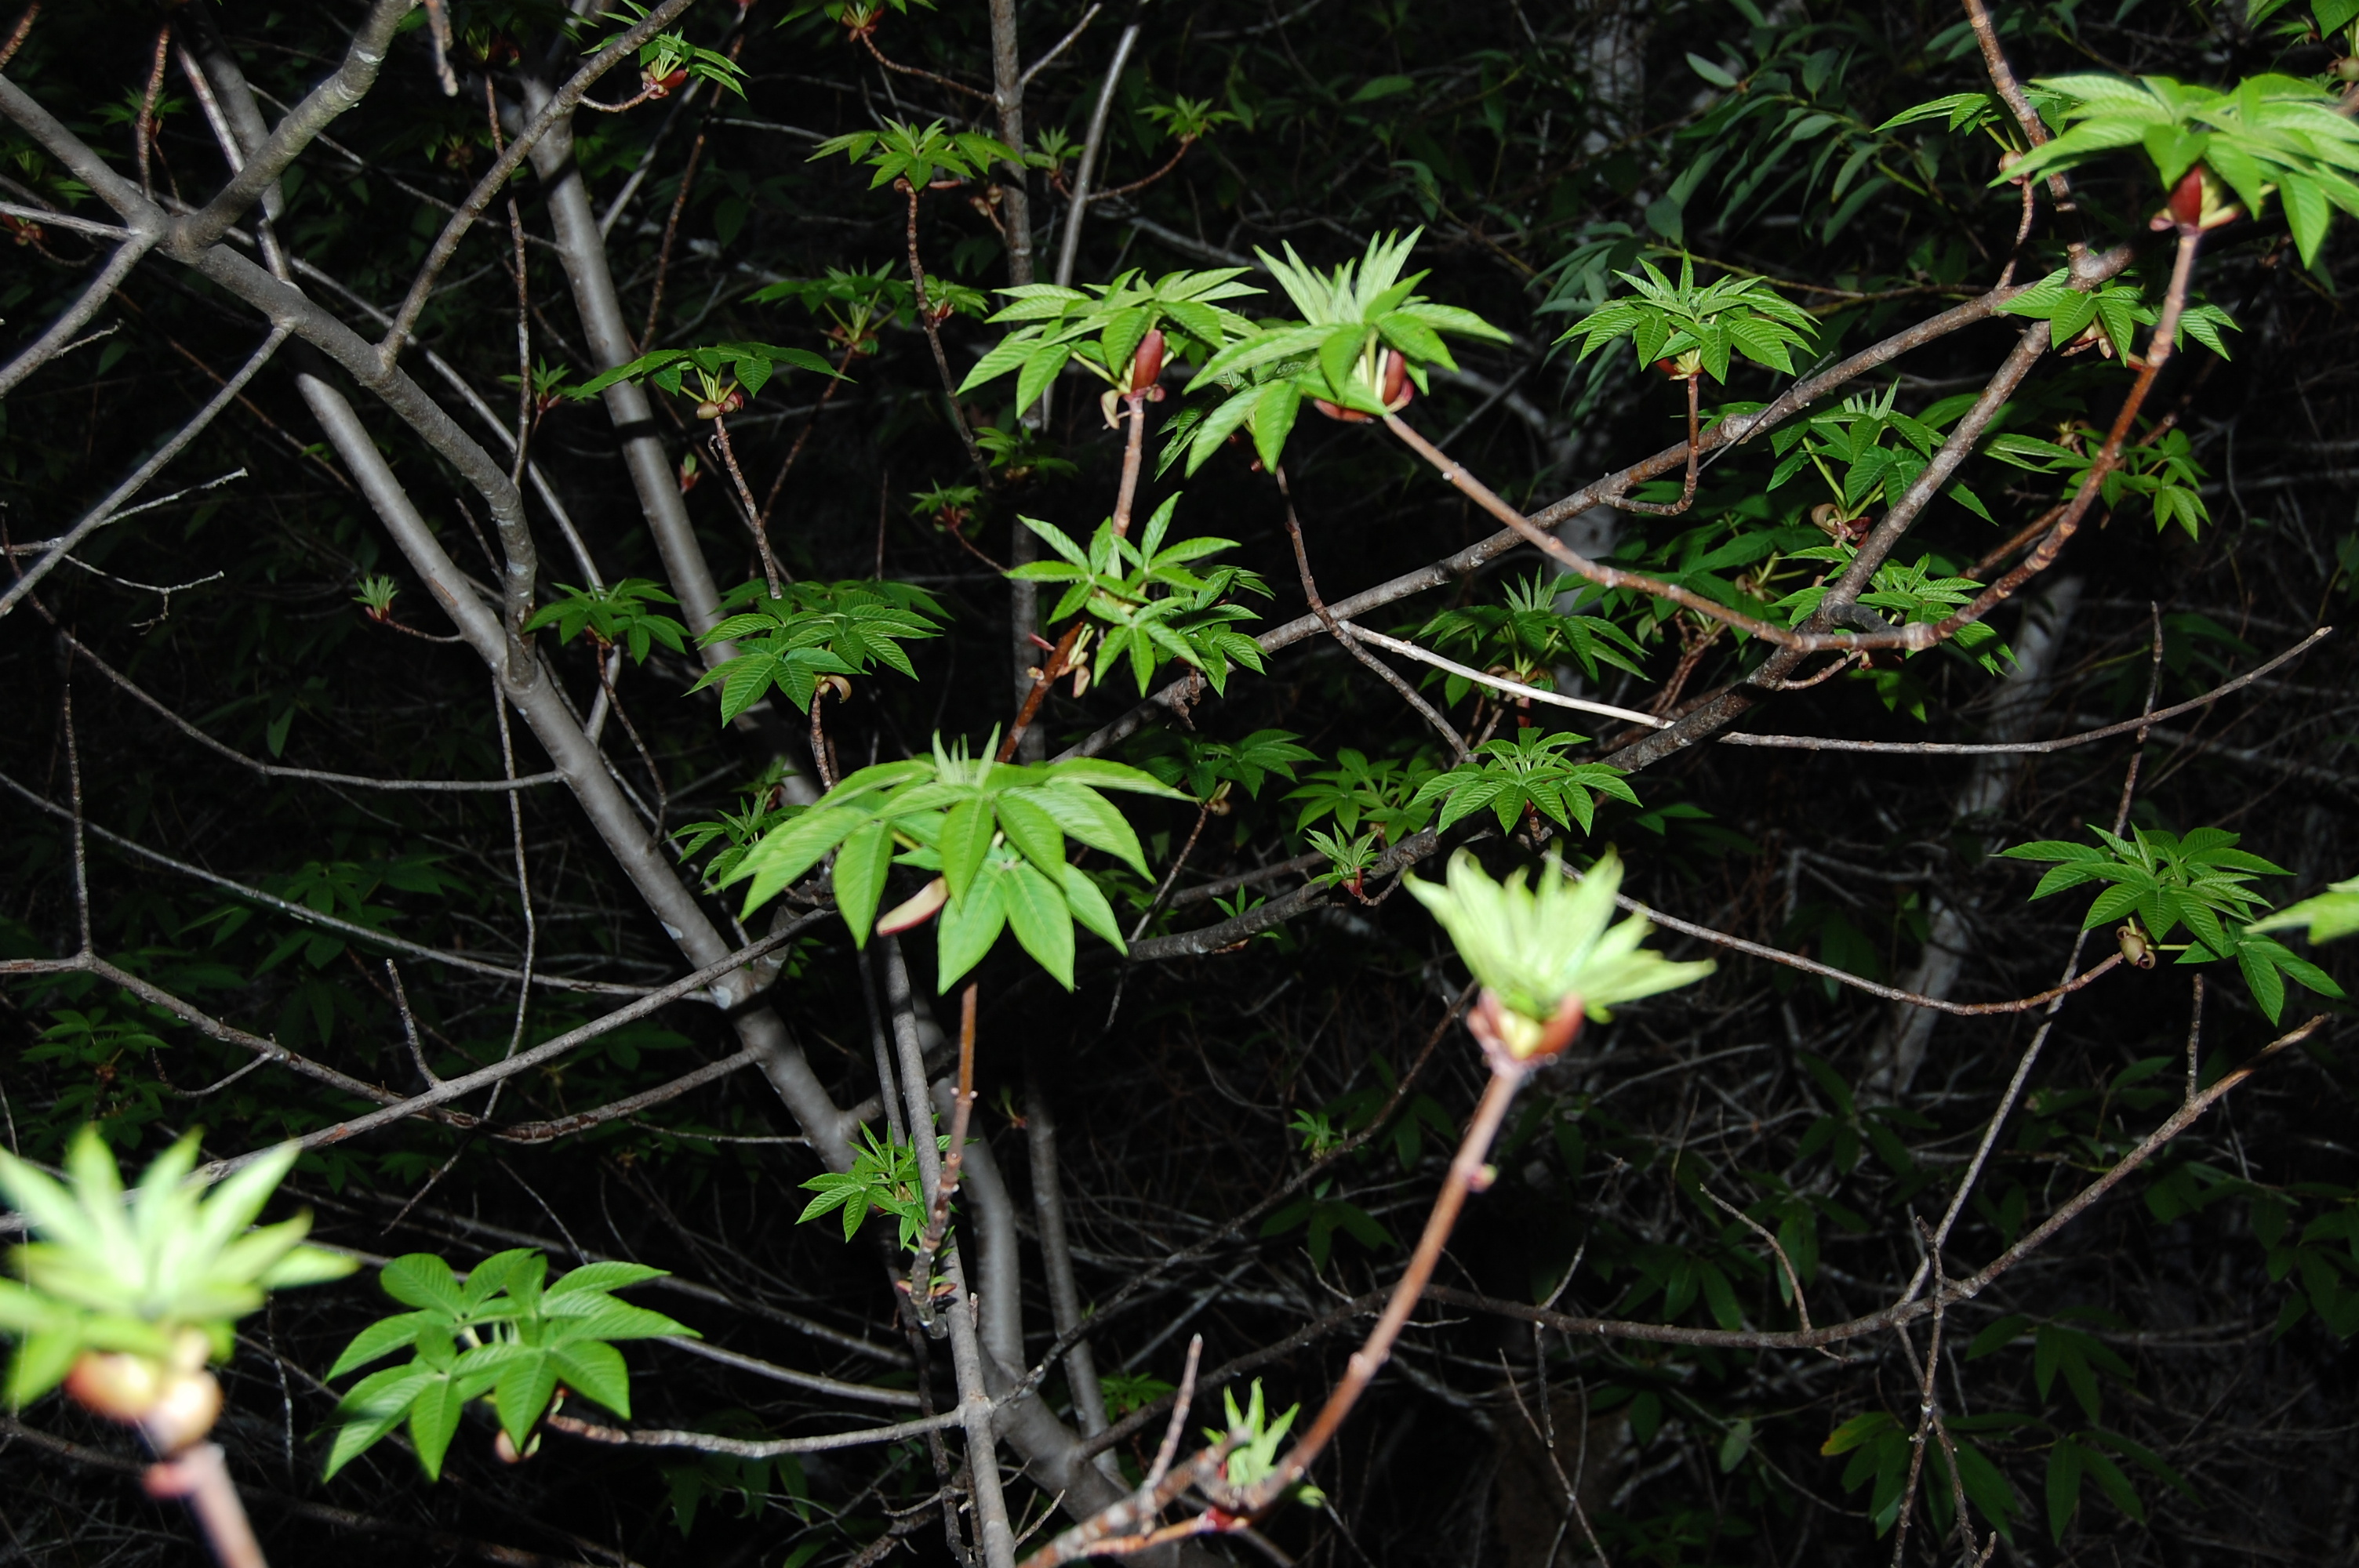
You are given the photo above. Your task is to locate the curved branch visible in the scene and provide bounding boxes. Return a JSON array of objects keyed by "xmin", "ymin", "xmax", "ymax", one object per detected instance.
[{"xmin": 378, "ymin": 0, "xmax": 702, "ymax": 360}]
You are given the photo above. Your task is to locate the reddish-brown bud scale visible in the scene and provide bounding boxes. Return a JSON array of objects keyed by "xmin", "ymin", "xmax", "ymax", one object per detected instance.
[
  {"xmin": 1129, "ymin": 327, "xmax": 1166, "ymax": 394},
  {"xmin": 1379, "ymin": 348, "xmax": 1410, "ymax": 408},
  {"xmin": 2167, "ymin": 165, "xmax": 2205, "ymax": 230}
]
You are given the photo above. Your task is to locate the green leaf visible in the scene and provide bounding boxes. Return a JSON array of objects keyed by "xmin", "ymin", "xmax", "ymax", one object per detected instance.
[
  {"xmin": 1002, "ymin": 861, "xmax": 1078, "ymax": 989},
  {"xmin": 994, "ymin": 791, "xmax": 1067, "ymax": 877},
  {"xmin": 833, "ymin": 818, "xmax": 896, "ymax": 946},
  {"xmin": 329, "ymin": 1312, "xmax": 435, "ymax": 1378},
  {"xmin": 545, "ymin": 1261, "xmax": 669, "ymax": 1298},
  {"xmin": 938, "ymin": 797, "xmax": 997, "ymax": 902},
  {"xmin": 494, "ymin": 1351, "xmax": 559, "ymax": 1447},
  {"xmin": 380, "ymin": 1254, "xmax": 469, "ymax": 1316},
  {"xmin": 1059, "ymin": 863, "xmax": 1127, "ymax": 953},
  {"xmin": 729, "ymin": 806, "xmax": 870, "ymax": 913},
  {"xmin": 1688, "ymin": 51, "xmax": 1739, "ymax": 89},
  {"xmin": 408, "ymin": 1374, "xmax": 470, "ymax": 1482},
  {"xmin": 551, "ymin": 1338, "xmax": 633, "ymax": 1417},
  {"xmin": 937, "ymin": 873, "xmax": 1010, "ymax": 989}
]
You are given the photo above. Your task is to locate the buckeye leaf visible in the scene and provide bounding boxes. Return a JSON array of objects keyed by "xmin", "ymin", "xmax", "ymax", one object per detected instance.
[
  {"xmin": 937, "ymin": 871, "xmax": 1009, "ymax": 989},
  {"xmin": 1004, "ymin": 861, "xmax": 1078, "ymax": 989}
]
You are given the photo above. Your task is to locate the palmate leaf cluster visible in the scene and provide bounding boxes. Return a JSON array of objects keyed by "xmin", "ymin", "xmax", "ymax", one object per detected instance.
[
  {"xmin": 2007, "ymin": 74, "xmax": 2359, "ymax": 263},
  {"xmin": 1285, "ymin": 748, "xmax": 1439, "ymax": 844},
  {"xmin": 795, "ymin": 1124, "xmax": 943, "ymax": 1249},
  {"xmin": 812, "ymin": 118, "xmax": 1016, "ymax": 189},
  {"xmin": 584, "ymin": 2, "xmax": 747, "ymax": 98},
  {"xmin": 694, "ymin": 579, "xmax": 946, "ymax": 725},
  {"xmin": 1405, "ymin": 849, "xmax": 1714, "ymax": 1028},
  {"xmin": 1986, "ymin": 423, "xmax": 2213, "ymax": 539},
  {"xmin": 1124, "ymin": 727, "xmax": 1316, "ymax": 804},
  {"xmin": 1775, "ymin": 545, "xmax": 2010, "ymax": 676},
  {"xmin": 524, "ymin": 579, "xmax": 687, "ymax": 666},
  {"xmin": 325, "ymin": 1249, "xmax": 692, "ymax": 1482},
  {"xmin": 572, "ymin": 342, "xmax": 839, "ymax": 405},
  {"xmin": 1556, "ymin": 256, "xmax": 1818, "ymax": 383},
  {"xmin": 1765, "ymin": 382, "xmax": 1994, "ymax": 526},
  {"xmin": 722, "ymin": 735, "xmax": 1185, "ymax": 990},
  {"xmin": 752, "ymin": 262, "xmax": 986, "ymax": 343},
  {"xmin": 0, "ymin": 1131, "xmax": 353, "ymax": 1405},
  {"xmin": 2003, "ymin": 826, "xmax": 2345, "ymax": 1022},
  {"xmin": 1407, "ymin": 731, "xmax": 1641, "ymax": 837},
  {"xmin": 1408, "ymin": 572, "xmax": 1647, "ymax": 703},
  {"xmin": 672, "ymin": 763, "xmax": 801, "ymax": 888},
  {"xmin": 1172, "ymin": 230, "xmax": 1510, "ymax": 474},
  {"xmin": 1996, "ymin": 268, "xmax": 2241, "ymax": 362},
  {"xmin": 1010, "ymin": 498, "xmax": 1271, "ymax": 695},
  {"xmin": 958, "ymin": 267, "xmax": 1262, "ymax": 414}
]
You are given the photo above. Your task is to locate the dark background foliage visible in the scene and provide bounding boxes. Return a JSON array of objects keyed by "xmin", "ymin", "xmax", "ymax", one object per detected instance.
[{"xmin": 2, "ymin": 0, "xmax": 2356, "ymax": 1563}]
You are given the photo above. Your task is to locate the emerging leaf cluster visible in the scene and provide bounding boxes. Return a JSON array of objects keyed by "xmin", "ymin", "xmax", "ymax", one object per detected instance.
[
  {"xmin": 326, "ymin": 1249, "xmax": 692, "ymax": 1481},
  {"xmin": 1405, "ymin": 849, "xmax": 1715, "ymax": 1025},
  {"xmin": 2008, "ymin": 73, "xmax": 2359, "ymax": 264},
  {"xmin": 574, "ymin": 341, "xmax": 837, "ymax": 406},
  {"xmin": 813, "ymin": 119, "xmax": 1016, "ymax": 189},
  {"xmin": 1409, "ymin": 572, "xmax": 1647, "ymax": 703},
  {"xmin": 587, "ymin": 4, "xmax": 748, "ymax": 97},
  {"xmin": 1776, "ymin": 546, "xmax": 2010, "ymax": 674},
  {"xmin": 1408, "ymin": 731, "xmax": 1641, "ymax": 837},
  {"xmin": 752, "ymin": 263, "xmax": 984, "ymax": 348},
  {"xmin": 1285, "ymin": 748, "xmax": 1439, "ymax": 844},
  {"xmin": 1125, "ymin": 727, "xmax": 1316, "ymax": 804},
  {"xmin": 1766, "ymin": 383, "xmax": 1993, "ymax": 528},
  {"xmin": 525, "ymin": 579, "xmax": 687, "ymax": 666},
  {"xmin": 1172, "ymin": 230, "xmax": 1510, "ymax": 474},
  {"xmin": 1986, "ymin": 423, "xmax": 2212, "ymax": 539},
  {"xmin": 796, "ymin": 1124, "xmax": 943, "ymax": 1248},
  {"xmin": 1009, "ymin": 498, "xmax": 1272, "ymax": 695},
  {"xmin": 1209, "ymin": 1380, "xmax": 1320, "ymax": 1503},
  {"xmin": 1557, "ymin": 256, "xmax": 1818, "ymax": 383},
  {"xmin": 672, "ymin": 764, "xmax": 801, "ymax": 888},
  {"xmin": 724, "ymin": 735, "xmax": 1186, "ymax": 991},
  {"xmin": 2003, "ymin": 826, "xmax": 2344, "ymax": 1022},
  {"xmin": 695, "ymin": 579, "xmax": 946, "ymax": 726},
  {"xmin": 960, "ymin": 267, "xmax": 1261, "ymax": 415},
  {"xmin": 0, "ymin": 1130, "xmax": 353, "ymax": 1405},
  {"xmin": 1996, "ymin": 268, "xmax": 2240, "ymax": 363}
]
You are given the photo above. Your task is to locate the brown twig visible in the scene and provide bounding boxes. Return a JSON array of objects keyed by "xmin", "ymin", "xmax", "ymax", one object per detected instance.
[
  {"xmin": 0, "ymin": 4, "xmax": 42, "ymax": 72},
  {"xmin": 135, "ymin": 24, "xmax": 170, "ymax": 200},
  {"xmin": 998, "ymin": 621, "xmax": 1085, "ymax": 761},
  {"xmin": 638, "ymin": 36, "xmax": 744, "ymax": 349},
  {"xmin": 1023, "ymin": 1048, "xmax": 1541, "ymax": 1567},
  {"xmin": 1962, "ymin": 0, "xmax": 2070, "ymax": 204},
  {"xmin": 1108, "ymin": 393, "xmax": 1150, "ymax": 537},
  {"xmin": 707, "ymin": 416, "xmax": 787, "ymax": 597},
  {"xmin": 144, "ymin": 1443, "xmax": 269, "ymax": 1568},
  {"xmin": 899, "ymin": 178, "xmax": 990, "ymax": 482},
  {"xmin": 858, "ymin": 30, "xmax": 993, "ymax": 100},
  {"xmin": 1618, "ymin": 372, "xmax": 1701, "ymax": 515},
  {"xmin": 757, "ymin": 354, "xmax": 851, "ymax": 530},
  {"xmin": 1278, "ymin": 466, "xmax": 1468, "ymax": 760},
  {"xmin": 906, "ymin": 984, "xmax": 980, "ymax": 1310},
  {"xmin": 1088, "ymin": 137, "xmax": 1195, "ymax": 205}
]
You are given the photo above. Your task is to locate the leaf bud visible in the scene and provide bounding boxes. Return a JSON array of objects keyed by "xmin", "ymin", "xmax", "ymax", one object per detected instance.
[
  {"xmin": 878, "ymin": 877, "xmax": 950, "ymax": 936},
  {"xmin": 66, "ymin": 1352, "xmax": 163, "ymax": 1424},
  {"xmin": 140, "ymin": 1371, "xmax": 224, "ymax": 1456},
  {"xmin": 1129, "ymin": 327, "xmax": 1167, "ymax": 395}
]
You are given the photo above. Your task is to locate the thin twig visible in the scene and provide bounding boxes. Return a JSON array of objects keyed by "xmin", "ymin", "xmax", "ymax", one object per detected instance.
[
  {"xmin": 907, "ymin": 984, "xmax": 980, "ymax": 1304},
  {"xmin": 1278, "ymin": 468, "xmax": 1467, "ymax": 760}
]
